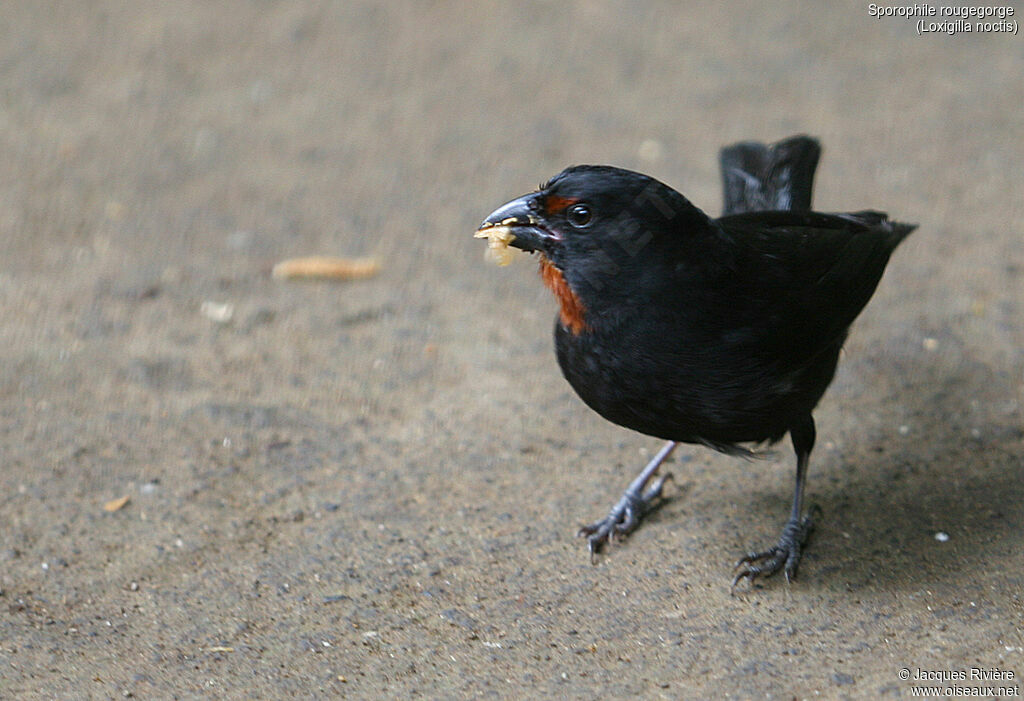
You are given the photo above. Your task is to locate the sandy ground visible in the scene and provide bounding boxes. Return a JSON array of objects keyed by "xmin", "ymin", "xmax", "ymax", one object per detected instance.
[{"xmin": 2, "ymin": 2, "xmax": 1022, "ymax": 698}]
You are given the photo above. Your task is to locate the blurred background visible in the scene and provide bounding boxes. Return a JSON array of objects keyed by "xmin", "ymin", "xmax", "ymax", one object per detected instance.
[{"xmin": 1, "ymin": 2, "xmax": 1021, "ymax": 697}]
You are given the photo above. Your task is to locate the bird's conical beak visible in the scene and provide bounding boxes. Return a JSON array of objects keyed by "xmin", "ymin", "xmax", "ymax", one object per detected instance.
[{"xmin": 474, "ymin": 194, "xmax": 556, "ymax": 254}]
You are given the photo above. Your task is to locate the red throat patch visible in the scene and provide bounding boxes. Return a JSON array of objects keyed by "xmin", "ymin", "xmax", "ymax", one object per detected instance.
[{"xmin": 538, "ymin": 255, "xmax": 590, "ymax": 335}]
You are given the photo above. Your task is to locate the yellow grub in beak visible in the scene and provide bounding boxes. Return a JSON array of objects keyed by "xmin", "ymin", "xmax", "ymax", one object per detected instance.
[{"xmin": 474, "ymin": 223, "xmax": 520, "ymax": 266}]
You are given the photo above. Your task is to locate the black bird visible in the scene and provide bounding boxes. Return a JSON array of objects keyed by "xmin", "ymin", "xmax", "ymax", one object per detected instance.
[{"xmin": 475, "ymin": 136, "xmax": 915, "ymax": 585}]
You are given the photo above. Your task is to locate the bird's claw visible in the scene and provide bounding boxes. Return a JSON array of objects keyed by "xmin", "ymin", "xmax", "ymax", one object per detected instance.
[
  {"xmin": 578, "ymin": 472, "xmax": 673, "ymax": 558},
  {"xmin": 731, "ymin": 505, "xmax": 821, "ymax": 591}
]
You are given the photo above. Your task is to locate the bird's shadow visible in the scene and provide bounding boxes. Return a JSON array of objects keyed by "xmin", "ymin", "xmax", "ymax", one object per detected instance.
[{"xmin": 664, "ymin": 347, "xmax": 1023, "ymax": 591}]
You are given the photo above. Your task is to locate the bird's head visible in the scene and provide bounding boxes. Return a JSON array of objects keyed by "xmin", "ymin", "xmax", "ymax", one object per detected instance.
[{"xmin": 475, "ymin": 165, "xmax": 711, "ymax": 333}]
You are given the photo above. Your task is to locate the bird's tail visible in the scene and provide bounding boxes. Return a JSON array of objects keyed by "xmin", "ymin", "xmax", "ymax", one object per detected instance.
[{"xmin": 719, "ymin": 135, "xmax": 821, "ymax": 215}]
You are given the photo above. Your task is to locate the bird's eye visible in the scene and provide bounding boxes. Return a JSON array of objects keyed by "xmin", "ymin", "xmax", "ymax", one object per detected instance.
[{"xmin": 566, "ymin": 203, "xmax": 593, "ymax": 228}]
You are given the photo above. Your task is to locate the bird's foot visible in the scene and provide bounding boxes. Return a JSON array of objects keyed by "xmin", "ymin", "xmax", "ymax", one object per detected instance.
[
  {"xmin": 731, "ymin": 505, "xmax": 821, "ymax": 590},
  {"xmin": 577, "ymin": 472, "xmax": 673, "ymax": 559}
]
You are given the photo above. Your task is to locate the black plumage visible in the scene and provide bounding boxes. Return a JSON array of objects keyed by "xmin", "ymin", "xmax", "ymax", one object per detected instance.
[{"xmin": 476, "ymin": 136, "xmax": 914, "ymax": 585}]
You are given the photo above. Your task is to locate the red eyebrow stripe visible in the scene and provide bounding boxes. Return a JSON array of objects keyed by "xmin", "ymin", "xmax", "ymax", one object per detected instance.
[{"xmin": 543, "ymin": 195, "xmax": 579, "ymax": 215}]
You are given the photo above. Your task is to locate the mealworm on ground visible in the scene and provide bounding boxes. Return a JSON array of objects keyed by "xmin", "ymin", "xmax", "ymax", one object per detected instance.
[{"xmin": 272, "ymin": 256, "xmax": 380, "ymax": 280}]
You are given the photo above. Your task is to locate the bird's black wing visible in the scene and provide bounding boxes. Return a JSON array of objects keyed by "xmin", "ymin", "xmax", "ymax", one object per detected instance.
[{"xmin": 713, "ymin": 210, "xmax": 916, "ymax": 356}]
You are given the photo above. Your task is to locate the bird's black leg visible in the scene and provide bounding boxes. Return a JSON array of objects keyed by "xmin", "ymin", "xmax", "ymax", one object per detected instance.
[
  {"xmin": 578, "ymin": 440, "xmax": 676, "ymax": 557},
  {"xmin": 732, "ymin": 414, "xmax": 819, "ymax": 589}
]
